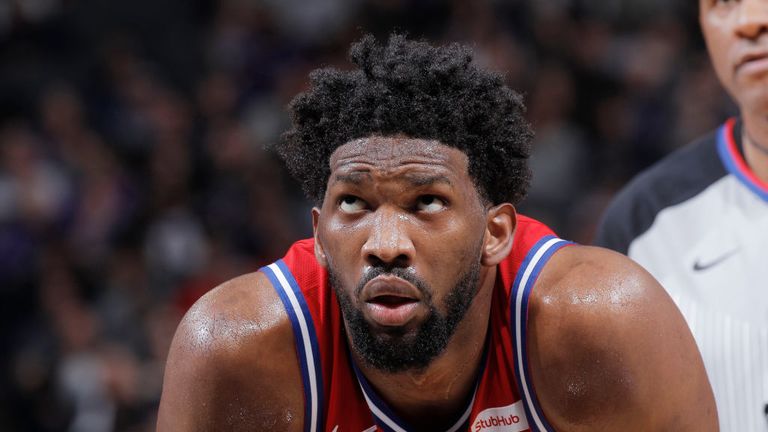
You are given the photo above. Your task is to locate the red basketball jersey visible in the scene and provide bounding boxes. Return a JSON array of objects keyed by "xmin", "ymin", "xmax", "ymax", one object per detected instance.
[{"xmin": 261, "ymin": 215, "xmax": 570, "ymax": 432}]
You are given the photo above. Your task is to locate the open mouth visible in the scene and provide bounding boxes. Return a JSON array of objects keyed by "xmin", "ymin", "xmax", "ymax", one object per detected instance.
[
  {"xmin": 361, "ymin": 277, "xmax": 424, "ymax": 327},
  {"xmin": 368, "ymin": 294, "xmax": 419, "ymax": 307}
]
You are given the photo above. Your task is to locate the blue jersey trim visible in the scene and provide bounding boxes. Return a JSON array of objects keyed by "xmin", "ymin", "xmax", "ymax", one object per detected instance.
[
  {"xmin": 261, "ymin": 260, "xmax": 325, "ymax": 432},
  {"xmin": 717, "ymin": 121, "xmax": 768, "ymax": 202},
  {"xmin": 350, "ymin": 358, "xmax": 404, "ymax": 432},
  {"xmin": 349, "ymin": 323, "xmax": 489, "ymax": 432},
  {"xmin": 510, "ymin": 235, "xmax": 571, "ymax": 432}
]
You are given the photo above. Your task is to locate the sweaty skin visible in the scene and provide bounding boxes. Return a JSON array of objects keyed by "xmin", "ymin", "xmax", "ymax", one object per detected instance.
[
  {"xmin": 157, "ymin": 138, "xmax": 717, "ymax": 431},
  {"xmin": 314, "ymin": 137, "xmax": 501, "ymax": 430}
]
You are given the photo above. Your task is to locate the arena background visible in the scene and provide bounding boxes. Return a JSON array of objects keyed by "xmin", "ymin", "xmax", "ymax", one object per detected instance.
[{"xmin": 0, "ymin": 0, "xmax": 736, "ymax": 430}]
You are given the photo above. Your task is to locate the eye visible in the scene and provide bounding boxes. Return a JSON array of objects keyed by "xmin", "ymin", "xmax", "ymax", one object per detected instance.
[
  {"xmin": 416, "ymin": 195, "xmax": 446, "ymax": 213},
  {"xmin": 339, "ymin": 195, "xmax": 367, "ymax": 213}
]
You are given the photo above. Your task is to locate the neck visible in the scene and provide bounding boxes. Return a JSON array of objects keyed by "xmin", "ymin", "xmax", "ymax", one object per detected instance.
[
  {"xmin": 350, "ymin": 267, "xmax": 496, "ymax": 431},
  {"xmin": 740, "ymin": 111, "xmax": 768, "ymax": 184}
]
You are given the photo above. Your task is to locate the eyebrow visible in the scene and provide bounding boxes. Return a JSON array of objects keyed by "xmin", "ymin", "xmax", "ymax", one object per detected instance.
[
  {"xmin": 333, "ymin": 172, "xmax": 370, "ymax": 185},
  {"xmin": 402, "ymin": 173, "xmax": 453, "ymax": 187}
]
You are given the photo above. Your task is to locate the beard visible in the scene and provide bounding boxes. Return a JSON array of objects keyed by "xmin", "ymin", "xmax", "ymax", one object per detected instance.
[{"xmin": 329, "ymin": 257, "xmax": 482, "ymax": 373}]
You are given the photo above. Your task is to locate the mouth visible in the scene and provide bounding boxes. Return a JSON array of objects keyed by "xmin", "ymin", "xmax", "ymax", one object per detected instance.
[
  {"xmin": 736, "ymin": 50, "xmax": 768, "ymax": 76},
  {"xmin": 361, "ymin": 275, "xmax": 425, "ymax": 327}
]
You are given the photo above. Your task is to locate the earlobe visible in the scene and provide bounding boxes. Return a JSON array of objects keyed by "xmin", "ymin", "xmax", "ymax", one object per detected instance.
[
  {"xmin": 482, "ymin": 204, "xmax": 516, "ymax": 266},
  {"xmin": 312, "ymin": 207, "xmax": 328, "ymax": 268}
]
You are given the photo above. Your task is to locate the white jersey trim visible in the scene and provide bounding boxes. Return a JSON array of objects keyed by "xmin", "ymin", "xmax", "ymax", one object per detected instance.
[
  {"xmin": 511, "ymin": 236, "xmax": 570, "ymax": 432},
  {"xmin": 262, "ymin": 261, "xmax": 324, "ymax": 432}
]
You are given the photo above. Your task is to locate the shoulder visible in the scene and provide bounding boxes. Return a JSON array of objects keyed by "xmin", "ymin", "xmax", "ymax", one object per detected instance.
[
  {"xmin": 157, "ymin": 271, "xmax": 305, "ymax": 431},
  {"xmin": 525, "ymin": 245, "xmax": 717, "ymax": 431},
  {"xmin": 594, "ymin": 129, "xmax": 724, "ymax": 253}
]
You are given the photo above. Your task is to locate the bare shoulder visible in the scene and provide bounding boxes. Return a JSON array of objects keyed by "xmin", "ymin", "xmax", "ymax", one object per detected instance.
[
  {"xmin": 526, "ymin": 245, "xmax": 717, "ymax": 431},
  {"xmin": 157, "ymin": 271, "xmax": 304, "ymax": 431}
]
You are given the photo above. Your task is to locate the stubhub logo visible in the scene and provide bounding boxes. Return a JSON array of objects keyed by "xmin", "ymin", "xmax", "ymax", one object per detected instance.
[{"xmin": 470, "ymin": 401, "xmax": 529, "ymax": 432}]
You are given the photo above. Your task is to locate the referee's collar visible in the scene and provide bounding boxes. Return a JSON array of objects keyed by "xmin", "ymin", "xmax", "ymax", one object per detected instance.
[{"xmin": 717, "ymin": 117, "xmax": 768, "ymax": 201}]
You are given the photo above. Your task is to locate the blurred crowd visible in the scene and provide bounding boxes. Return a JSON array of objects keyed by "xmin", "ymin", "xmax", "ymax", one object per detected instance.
[{"xmin": 0, "ymin": 0, "xmax": 737, "ymax": 431}]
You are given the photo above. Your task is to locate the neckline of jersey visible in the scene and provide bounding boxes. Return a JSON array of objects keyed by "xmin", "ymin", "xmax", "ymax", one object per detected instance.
[
  {"xmin": 348, "ymin": 342, "xmax": 489, "ymax": 432},
  {"xmin": 717, "ymin": 117, "xmax": 768, "ymax": 202}
]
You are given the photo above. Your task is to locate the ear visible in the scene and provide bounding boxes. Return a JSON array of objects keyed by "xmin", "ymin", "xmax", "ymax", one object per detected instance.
[
  {"xmin": 482, "ymin": 203, "xmax": 516, "ymax": 267},
  {"xmin": 312, "ymin": 207, "xmax": 328, "ymax": 268}
]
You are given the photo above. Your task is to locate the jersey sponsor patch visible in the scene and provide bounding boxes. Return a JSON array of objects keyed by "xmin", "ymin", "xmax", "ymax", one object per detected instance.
[{"xmin": 470, "ymin": 401, "xmax": 529, "ymax": 432}]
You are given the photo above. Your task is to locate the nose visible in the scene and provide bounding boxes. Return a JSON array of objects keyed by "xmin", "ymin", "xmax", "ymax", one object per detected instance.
[
  {"xmin": 361, "ymin": 206, "xmax": 415, "ymax": 268},
  {"xmin": 735, "ymin": 0, "xmax": 768, "ymax": 39}
]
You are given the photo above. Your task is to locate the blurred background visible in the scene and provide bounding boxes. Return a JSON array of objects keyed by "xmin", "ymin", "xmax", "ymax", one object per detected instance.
[{"xmin": 0, "ymin": 0, "xmax": 736, "ymax": 430}]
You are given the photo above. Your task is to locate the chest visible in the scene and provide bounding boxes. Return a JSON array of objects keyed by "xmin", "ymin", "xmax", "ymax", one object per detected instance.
[{"xmin": 321, "ymin": 312, "xmax": 531, "ymax": 432}]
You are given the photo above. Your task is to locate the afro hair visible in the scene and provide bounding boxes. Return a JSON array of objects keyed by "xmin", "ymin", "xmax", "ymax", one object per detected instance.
[{"xmin": 276, "ymin": 33, "xmax": 533, "ymax": 206}]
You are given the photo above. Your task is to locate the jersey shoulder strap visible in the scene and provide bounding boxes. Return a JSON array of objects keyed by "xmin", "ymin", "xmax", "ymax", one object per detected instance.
[
  {"xmin": 505, "ymin": 218, "xmax": 571, "ymax": 431},
  {"xmin": 260, "ymin": 239, "xmax": 326, "ymax": 432}
]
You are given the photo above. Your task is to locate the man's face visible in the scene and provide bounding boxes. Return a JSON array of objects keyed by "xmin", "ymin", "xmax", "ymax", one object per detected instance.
[
  {"xmin": 313, "ymin": 136, "xmax": 489, "ymax": 372},
  {"xmin": 701, "ymin": 0, "xmax": 768, "ymax": 113}
]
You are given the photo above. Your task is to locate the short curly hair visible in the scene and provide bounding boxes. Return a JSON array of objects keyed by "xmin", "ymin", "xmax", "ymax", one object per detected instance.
[{"xmin": 276, "ymin": 34, "xmax": 532, "ymax": 206}]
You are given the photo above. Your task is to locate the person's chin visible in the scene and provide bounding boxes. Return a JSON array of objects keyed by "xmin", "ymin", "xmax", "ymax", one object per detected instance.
[{"xmin": 738, "ymin": 88, "xmax": 768, "ymax": 115}]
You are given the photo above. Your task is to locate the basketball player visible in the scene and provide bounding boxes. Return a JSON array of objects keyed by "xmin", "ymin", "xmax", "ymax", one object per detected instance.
[
  {"xmin": 158, "ymin": 35, "xmax": 716, "ymax": 431},
  {"xmin": 595, "ymin": 1, "xmax": 768, "ymax": 430}
]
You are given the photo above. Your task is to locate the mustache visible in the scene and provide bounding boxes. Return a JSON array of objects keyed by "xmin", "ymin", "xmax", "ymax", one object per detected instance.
[{"xmin": 355, "ymin": 265, "xmax": 432, "ymax": 301}]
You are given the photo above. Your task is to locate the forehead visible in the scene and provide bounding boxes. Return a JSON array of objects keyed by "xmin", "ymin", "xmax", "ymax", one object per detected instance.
[{"xmin": 329, "ymin": 136, "xmax": 470, "ymax": 175}]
